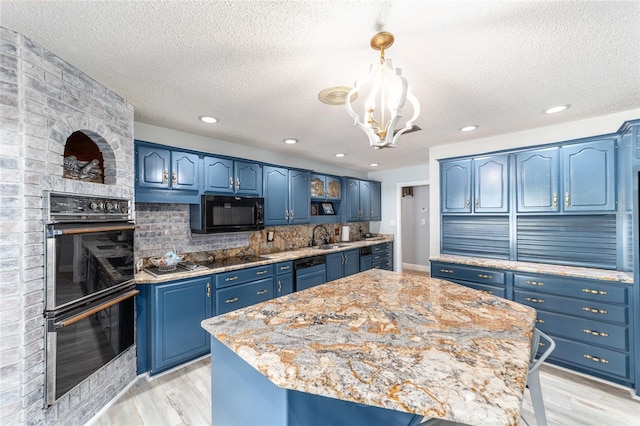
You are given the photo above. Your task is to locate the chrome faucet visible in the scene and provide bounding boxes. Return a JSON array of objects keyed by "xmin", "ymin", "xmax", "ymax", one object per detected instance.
[{"xmin": 311, "ymin": 225, "xmax": 330, "ymax": 246}]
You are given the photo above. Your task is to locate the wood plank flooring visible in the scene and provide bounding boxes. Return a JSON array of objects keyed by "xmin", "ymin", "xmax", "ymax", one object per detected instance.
[{"xmin": 88, "ymin": 355, "xmax": 639, "ymax": 426}]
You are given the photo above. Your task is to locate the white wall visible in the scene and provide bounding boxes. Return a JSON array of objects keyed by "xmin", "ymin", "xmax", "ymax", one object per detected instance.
[
  {"xmin": 134, "ymin": 122, "xmax": 368, "ymax": 179},
  {"xmin": 428, "ymin": 109, "xmax": 640, "ymax": 257}
]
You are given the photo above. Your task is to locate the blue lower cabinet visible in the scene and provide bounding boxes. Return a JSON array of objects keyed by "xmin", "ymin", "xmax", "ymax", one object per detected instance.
[
  {"xmin": 145, "ymin": 276, "xmax": 213, "ymax": 375},
  {"xmin": 326, "ymin": 249, "xmax": 360, "ymax": 282},
  {"xmin": 217, "ymin": 277, "xmax": 275, "ymax": 315},
  {"xmin": 275, "ymin": 261, "xmax": 294, "ymax": 297}
]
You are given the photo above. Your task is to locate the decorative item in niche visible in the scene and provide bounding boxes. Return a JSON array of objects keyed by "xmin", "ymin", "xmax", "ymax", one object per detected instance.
[
  {"xmin": 63, "ymin": 131, "xmax": 105, "ymax": 183},
  {"xmin": 321, "ymin": 202, "xmax": 335, "ymax": 215},
  {"xmin": 63, "ymin": 156, "xmax": 103, "ymax": 182},
  {"xmin": 311, "ymin": 204, "xmax": 319, "ymax": 216}
]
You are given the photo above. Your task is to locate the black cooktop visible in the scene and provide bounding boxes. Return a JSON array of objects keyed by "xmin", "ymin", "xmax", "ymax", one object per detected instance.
[{"xmin": 144, "ymin": 255, "xmax": 268, "ymax": 277}]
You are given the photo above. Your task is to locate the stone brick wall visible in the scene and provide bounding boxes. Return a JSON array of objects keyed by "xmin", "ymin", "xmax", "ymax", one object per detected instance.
[{"xmin": 0, "ymin": 27, "xmax": 135, "ymax": 425}]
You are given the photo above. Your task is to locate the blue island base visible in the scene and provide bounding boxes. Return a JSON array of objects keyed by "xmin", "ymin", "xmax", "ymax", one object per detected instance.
[{"xmin": 211, "ymin": 339, "xmax": 423, "ymax": 426}]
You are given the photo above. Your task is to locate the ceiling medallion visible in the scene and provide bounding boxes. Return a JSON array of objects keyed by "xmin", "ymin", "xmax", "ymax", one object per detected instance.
[{"xmin": 318, "ymin": 86, "xmax": 357, "ymax": 105}]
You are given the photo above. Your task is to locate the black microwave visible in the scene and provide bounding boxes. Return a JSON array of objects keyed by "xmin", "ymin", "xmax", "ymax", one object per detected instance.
[{"xmin": 190, "ymin": 195, "xmax": 264, "ymax": 233}]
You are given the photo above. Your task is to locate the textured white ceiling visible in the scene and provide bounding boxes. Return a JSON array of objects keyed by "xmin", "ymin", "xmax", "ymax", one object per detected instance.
[{"xmin": 2, "ymin": 0, "xmax": 639, "ymax": 171}]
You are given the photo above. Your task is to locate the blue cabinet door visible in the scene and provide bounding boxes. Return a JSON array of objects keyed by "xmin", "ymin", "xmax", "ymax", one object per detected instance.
[
  {"xmin": 235, "ymin": 161, "xmax": 262, "ymax": 196},
  {"xmin": 289, "ymin": 170, "xmax": 310, "ymax": 224},
  {"xmin": 343, "ymin": 249, "xmax": 360, "ymax": 277},
  {"xmin": 345, "ymin": 178, "xmax": 361, "ymax": 221},
  {"xmin": 516, "ymin": 147, "xmax": 560, "ymax": 212},
  {"xmin": 473, "ymin": 155, "xmax": 509, "ymax": 213},
  {"xmin": 562, "ymin": 138, "xmax": 616, "ymax": 212},
  {"xmin": 325, "ymin": 252, "xmax": 344, "ymax": 282},
  {"xmin": 264, "ymin": 166, "xmax": 289, "ymax": 225},
  {"xmin": 203, "ymin": 156, "xmax": 234, "ymax": 194},
  {"xmin": 137, "ymin": 145, "xmax": 171, "ymax": 189},
  {"xmin": 441, "ymin": 159, "xmax": 472, "ymax": 213},
  {"xmin": 359, "ymin": 180, "xmax": 372, "ymax": 220},
  {"xmin": 171, "ymin": 151, "xmax": 200, "ymax": 191},
  {"xmin": 276, "ymin": 273, "xmax": 293, "ymax": 297},
  {"xmin": 216, "ymin": 277, "xmax": 274, "ymax": 315},
  {"xmin": 370, "ymin": 182, "xmax": 382, "ymax": 221},
  {"xmin": 151, "ymin": 276, "xmax": 212, "ymax": 374}
]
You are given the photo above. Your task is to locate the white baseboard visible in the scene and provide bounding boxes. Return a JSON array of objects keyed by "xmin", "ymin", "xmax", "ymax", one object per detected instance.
[{"xmin": 402, "ymin": 263, "xmax": 430, "ymax": 273}]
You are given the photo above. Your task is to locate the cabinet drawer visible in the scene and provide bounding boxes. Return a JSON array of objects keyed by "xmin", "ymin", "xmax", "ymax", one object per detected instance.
[
  {"xmin": 432, "ymin": 263, "xmax": 505, "ymax": 286},
  {"xmin": 372, "ymin": 252, "xmax": 389, "ymax": 263},
  {"xmin": 514, "ymin": 290, "xmax": 628, "ymax": 324},
  {"xmin": 457, "ymin": 281, "xmax": 506, "ymax": 298},
  {"xmin": 216, "ymin": 277, "xmax": 274, "ymax": 315},
  {"xmin": 276, "ymin": 261, "xmax": 293, "ymax": 275},
  {"xmin": 216, "ymin": 265, "xmax": 275, "ymax": 288},
  {"xmin": 549, "ymin": 335, "xmax": 629, "ymax": 380},
  {"xmin": 514, "ymin": 274, "xmax": 628, "ymax": 304},
  {"xmin": 532, "ymin": 310, "xmax": 628, "ymax": 352},
  {"xmin": 372, "ymin": 243, "xmax": 392, "ymax": 253}
]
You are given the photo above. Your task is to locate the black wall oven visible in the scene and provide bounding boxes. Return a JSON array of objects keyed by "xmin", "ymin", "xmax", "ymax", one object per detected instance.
[{"xmin": 44, "ymin": 192, "xmax": 137, "ymax": 405}]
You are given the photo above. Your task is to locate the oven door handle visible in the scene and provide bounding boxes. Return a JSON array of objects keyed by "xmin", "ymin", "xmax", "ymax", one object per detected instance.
[
  {"xmin": 55, "ymin": 289, "xmax": 139, "ymax": 329},
  {"xmin": 57, "ymin": 224, "xmax": 137, "ymax": 235}
]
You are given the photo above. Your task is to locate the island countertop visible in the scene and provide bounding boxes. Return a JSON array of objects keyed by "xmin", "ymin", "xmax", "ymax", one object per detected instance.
[{"xmin": 201, "ymin": 269, "xmax": 537, "ymax": 426}]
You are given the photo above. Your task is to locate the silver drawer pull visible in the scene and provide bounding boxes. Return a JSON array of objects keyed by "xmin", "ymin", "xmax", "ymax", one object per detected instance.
[
  {"xmin": 525, "ymin": 297, "xmax": 544, "ymax": 304},
  {"xmin": 280, "ymin": 266, "xmax": 290, "ymax": 271},
  {"xmin": 535, "ymin": 319, "xmax": 545, "ymax": 324},
  {"xmin": 225, "ymin": 297, "xmax": 239, "ymax": 304},
  {"xmin": 225, "ymin": 276, "xmax": 239, "ymax": 282},
  {"xmin": 525, "ymin": 280, "xmax": 544, "ymax": 286},
  {"xmin": 478, "ymin": 274, "xmax": 494, "ymax": 279},
  {"xmin": 582, "ymin": 307, "xmax": 608, "ymax": 315},
  {"xmin": 256, "ymin": 289, "xmax": 268, "ymax": 295},
  {"xmin": 256, "ymin": 270, "xmax": 268, "ymax": 275},
  {"xmin": 582, "ymin": 288, "xmax": 608, "ymax": 296},
  {"xmin": 440, "ymin": 268, "xmax": 454, "ymax": 274},
  {"xmin": 583, "ymin": 329, "xmax": 609, "ymax": 337},
  {"xmin": 584, "ymin": 354, "xmax": 609, "ymax": 364}
]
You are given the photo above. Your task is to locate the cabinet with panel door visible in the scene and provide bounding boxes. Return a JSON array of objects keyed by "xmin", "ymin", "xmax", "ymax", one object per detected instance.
[
  {"xmin": 275, "ymin": 261, "xmax": 294, "ymax": 297},
  {"xmin": 516, "ymin": 138, "xmax": 617, "ymax": 213},
  {"xmin": 135, "ymin": 141, "xmax": 201, "ymax": 203},
  {"xmin": 264, "ymin": 166, "xmax": 310, "ymax": 225},
  {"xmin": 310, "ymin": 174, "xmax": 342, "ymax": 200},
  {"xmin": 136, "ymin": 275, "xmax": 213, "ymax": 375},
  {"xmin": 440, "ymin": 155, "xmax": 509, "ymax": 214},
  {"xmin": 325, "ymin": 249, "xmax": 359, "ymax": 282},
  {"xmin": 344, "ymin": 178, "xmax": 382, "ymax": 221},
  {"xmin": 203, "ymin": 156, "xmax": 262, "ymax": 196}
]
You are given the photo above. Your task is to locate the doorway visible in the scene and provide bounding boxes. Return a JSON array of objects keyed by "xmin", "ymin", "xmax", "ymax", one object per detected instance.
[{"xmin": 398, "ymin": 183, "xmax": 430, "ymax": 273}]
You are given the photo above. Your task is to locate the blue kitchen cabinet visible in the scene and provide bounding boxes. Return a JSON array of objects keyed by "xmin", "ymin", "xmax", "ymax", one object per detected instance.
[
  {"xmin": 440, "ymin": 159, "xmax": 472, "ymax": 213},
  {"xmin": 325, "ymin": 249, "xmax": 359, "ymax": 282},
  {"xmin": 263, "ymin": 166, "xmax": 310, "ymax": 225},
  {"xmin": 430, "ymin": 261, "xmax": 506, "ymax": 298},
  {"xmin": 372, "ymin": 242, "xmax": 394, "ymax": 271},
  {"xmin": 562, "ymin": 138, "xmax": 616, "ymax": 212},
  {"xmin": 344, "ymin": 178, "xmax": 380, "ymax": 221},
  {"xmin": 135, "ymin": 141, "xmax": 201, "ymax": 203},
  {"xmin": 215, "ymin": 264, "xmax": 275, "ymax": 315},
  {"xmin": 310, "ymin": 174, "xmax": 342, "ymax": 200},
  {"xmin": 275, "ymin": 261, "xmax": 294, "ymax": 297},
  {"xmin": 441, "ymin": 156, "xmax": 508, "ymax": 214},
  {"xmin": 203, "ymin": 157, "xmax": 262, "ymax": 196},
  {"xmin": 147, "ymin": 276, "xmax": 213, "ymax": 375},
  {"xmin": 516, "ymin": 147, "xmax": 560, "ymax": 212}
]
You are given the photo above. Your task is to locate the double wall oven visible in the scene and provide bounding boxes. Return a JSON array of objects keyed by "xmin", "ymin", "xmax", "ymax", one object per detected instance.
[{"xmin": 44, "ymin": 192, "xmax": 137, "ymax": 405}]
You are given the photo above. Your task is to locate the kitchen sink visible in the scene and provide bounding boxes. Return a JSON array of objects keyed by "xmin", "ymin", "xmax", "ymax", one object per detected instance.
[{"xmin": 313, "ymin": 243, "xmax": 350, "ymax": 250}]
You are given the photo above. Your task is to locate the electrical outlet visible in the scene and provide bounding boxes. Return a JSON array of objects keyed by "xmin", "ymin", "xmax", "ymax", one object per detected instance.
[{"xmin": 421, "ymin": 219, "xmax": 426, "ymax": 225}]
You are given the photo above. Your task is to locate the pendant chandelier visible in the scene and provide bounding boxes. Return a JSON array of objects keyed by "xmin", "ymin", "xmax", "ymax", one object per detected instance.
[{"xmin": 346, "ymin": 32, "xmax": 420, "ymax": 149}]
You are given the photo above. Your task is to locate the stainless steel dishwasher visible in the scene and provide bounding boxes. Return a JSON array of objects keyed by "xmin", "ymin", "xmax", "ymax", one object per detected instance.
[{"xmin": 294, "ymin": 255, "xmax": 326, "ymax": 291}]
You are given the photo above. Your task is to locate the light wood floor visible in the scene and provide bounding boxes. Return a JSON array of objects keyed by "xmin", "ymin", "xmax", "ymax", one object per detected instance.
[{"xmin": 88, "ymin": 355, "xmax": 639, "ymax": 426}]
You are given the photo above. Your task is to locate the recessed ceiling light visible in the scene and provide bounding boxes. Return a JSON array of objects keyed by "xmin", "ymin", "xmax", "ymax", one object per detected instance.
[
  {"xmin": 335, "ymin": 153, "xmax": 345, "ymax": 158},
  {"xmin": 370, "ymin": 163, "xmax": 379, "ymax": 167},
  {"xmin": 460, "ymin": 125, "xmax": 478, "ymax": 132},
  {"xmin": 199, "ymin": 115, "xmax": 218, "ymax": 124},
  {"xmin": 544, "ymin": 105, "xmax": 570, "ymax": 114},
  {"xmin": 283, "ymin": 138, "xmax": 298, "ymax": 145}
]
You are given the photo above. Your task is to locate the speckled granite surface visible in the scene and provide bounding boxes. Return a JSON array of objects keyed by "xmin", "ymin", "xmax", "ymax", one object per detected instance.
[
  {"xmin": 431, "ymin": 255, "xmax": 634, "ymax": 284},
  {"xmin": 201, "ymin": 269, "xmax": 536, "ymax": 426},
  {"xmin": 135, "ymin": 236, "xmax": 393, "ymax": 284}
]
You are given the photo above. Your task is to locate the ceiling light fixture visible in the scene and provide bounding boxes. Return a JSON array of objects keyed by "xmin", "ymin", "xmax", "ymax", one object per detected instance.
[
  {"xmin": 335, "ymin": 153, "xmax": 346, "ymax": 158},
  {"xmin": 370, "ymin": 163, "xmax": 379, "ymax": 167},
  {"xmin": 199, "ymin": 115, "xmax": 218, "ymax": 124},
  {"xmin": 544, "ymin": 105, "xmax": 570, "ymax": 114},
  {"xmin": 283, "ymin": 138, "xmax": 298, "ymax": 145},
  {"xmin": 460, "ymin": 125, "xmax": 478, "ymax": 132},
  {"xmin": 346, "ymin": 31, "xmax": 420, "ymax": 149}
]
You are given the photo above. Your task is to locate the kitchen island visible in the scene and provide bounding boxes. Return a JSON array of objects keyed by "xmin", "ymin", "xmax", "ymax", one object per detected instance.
[{"xmin": 201, "ymin": 269, "xmax": 537, "ymax": 426}]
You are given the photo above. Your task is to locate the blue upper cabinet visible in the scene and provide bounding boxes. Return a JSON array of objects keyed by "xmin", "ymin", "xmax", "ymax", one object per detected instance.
[
  {"xmin": 515, "ymin": 139, "xmax": 617, "ymax": 213},
  {"xmin": 344, "ymin": 178, "xmax": 380, "ymax": 221},
  {"xmin": 171, "ymin": 151, "xmax": 200, "ymax": 190},
  {"xmin": 359, "ymin": 180, "xmax": 371, "ymax": 220},
  {"xmin": 474, "ymin": 155, "xmax": 509, "ymax": 213},
  {"xmin": 345, "ymin": 178, "xmax": 361, "ymax": 221},
  {"xmin": 441, "ymin": 156, "xmax": 508, "ymax": 214},
  {"xmin": 263, "ymin": 166, "xmax": 310, "ymax": 225},
  {"xmin": 562, "ymin": 138, "xmax": 616, "ymax": 212},
  {"xmin": 441, "ymin": 159, "xmax": 472, "ymax": 213},
  {"xmin": 310, "ymin": 174, "xmax": 342, "ymax": 200},
  {"xmin": 370, "ymin": 182, "xmax": 382, "ymax": 221},
  {"xmin": 203, "ymin": 156, "xmax": 262, "ymax": 196},
  {"xmin": 516, "ymin": 147, "xmax": 560, "ymax": 212}
]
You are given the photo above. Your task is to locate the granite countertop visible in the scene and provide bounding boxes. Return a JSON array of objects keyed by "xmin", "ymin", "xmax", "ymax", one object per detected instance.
[
  {"xmin": 431, "ymin": 254, "xmax": 634, "ymax": 284},
  {"xmin": 201, "ymin": 269, "xmax": 536, "ymax": 426},
  {"xmin": 135, "ymin": 236, "xmax": 393, "ymax": 284}
]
